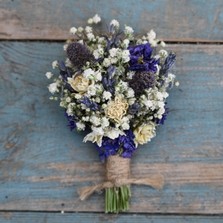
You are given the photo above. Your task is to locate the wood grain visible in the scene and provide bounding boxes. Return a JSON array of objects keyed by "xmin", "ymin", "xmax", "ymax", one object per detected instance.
[
  {"xmin": 0, "ymin": 0, "xmax": 223, "ymax": 41},
  {"xmin": 0, "ymin": 212, "xmax": 223, "ymax": 223},
  {"xmin": 0, "ymin": 42, "xmax": 223, "ymax": 213}
]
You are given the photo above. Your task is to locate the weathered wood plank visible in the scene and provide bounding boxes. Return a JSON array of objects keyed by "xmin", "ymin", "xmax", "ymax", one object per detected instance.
[
  {"xmin": 0, "ymin": 212, "xmax": 223, "ymax": 223},
  {"xmin": 0, "ymin": 0, "xmax": 223, "ymax": 41},
  {"xmin": 0, "ymin": 42, "xmax": 223, "ymax": 213}
]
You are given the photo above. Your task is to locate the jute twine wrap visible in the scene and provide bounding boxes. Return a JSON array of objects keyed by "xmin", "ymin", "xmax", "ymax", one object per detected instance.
[{"xmin": 78, "ymin": 155, "xmax": 164, "ymax": 201}]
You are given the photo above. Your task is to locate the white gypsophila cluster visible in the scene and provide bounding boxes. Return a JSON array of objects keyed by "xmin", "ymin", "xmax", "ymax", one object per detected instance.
[{"xmin": 47, "ymin": 15, "xmax": 177, "ymax": 148}]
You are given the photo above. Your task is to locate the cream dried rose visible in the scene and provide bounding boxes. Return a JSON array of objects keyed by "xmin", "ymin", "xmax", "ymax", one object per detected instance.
[
  {"xmin": 68, "ymin": 74, "xmax": 89, "ymax": 93},
  {"xmin": 105, "ymin": 96, "xmax": 128, "ymax": 123},
  {"xmin": 134, "ymin": 122, "xmax": 156, "ymax": 145}
]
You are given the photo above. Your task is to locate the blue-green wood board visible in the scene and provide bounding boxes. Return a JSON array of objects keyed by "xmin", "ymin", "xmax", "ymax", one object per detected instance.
[{"xmin": 0, "ymin": 0, "xmax": 223, "ymax": 222}]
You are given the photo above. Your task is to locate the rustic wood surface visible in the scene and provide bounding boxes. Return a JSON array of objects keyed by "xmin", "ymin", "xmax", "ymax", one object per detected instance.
[
  {"xmin": 0, "ymin": 0, "xmax": 223, "ymax": 222},
  {"xmin": 0, "ymin": 213, "xmax": 223, "ymax": 223},
  {"xmin": 0, "ymin": 0, "xmax": 223, "ymax": 42}
]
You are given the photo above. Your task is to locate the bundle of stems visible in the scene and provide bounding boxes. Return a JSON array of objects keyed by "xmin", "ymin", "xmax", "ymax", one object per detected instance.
[{"xmin": 105, "ymin": 185, "xmax": 131, "ymax": 213}]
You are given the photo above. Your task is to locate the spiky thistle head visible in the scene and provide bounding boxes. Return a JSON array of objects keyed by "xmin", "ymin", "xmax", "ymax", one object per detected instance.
[
  {"xmin": 129, "ymin": 71, "xmax": 155, "ymax": 96},
  {"xmin": 66, "ymin": 42, "xmax": 93, "ymax": 69}
]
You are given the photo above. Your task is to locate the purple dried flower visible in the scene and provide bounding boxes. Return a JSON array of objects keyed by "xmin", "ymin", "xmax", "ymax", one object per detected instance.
[
  {"xmin": 66, "ymin": 42, "xmax": 93, "ymax": 69},
  {"xmin": 129, "ymin": 71, "xmax": 155, "ymax": 96},
  {"xmin": 128, "ymin": 43, "xmax": 158, "ymax": 72}
]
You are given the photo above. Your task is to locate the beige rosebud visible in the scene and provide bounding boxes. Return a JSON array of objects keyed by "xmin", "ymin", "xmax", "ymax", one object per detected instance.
[
  {"xmin": 134, "ymin": 122, "xmax": 156, "ymax": 145},
  {"xmin": 68, "ymin": 75, "xmax": 89, "ymax": 93},
  {"xmin": 105, "ymin": 96, "xmax": 128, "ymax": 123}
]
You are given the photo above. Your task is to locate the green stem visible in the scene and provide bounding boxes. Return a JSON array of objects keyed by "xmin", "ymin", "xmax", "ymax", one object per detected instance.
[{"xmin": 105, "ymin": 186, "xmax": 131, "ymax": 213}]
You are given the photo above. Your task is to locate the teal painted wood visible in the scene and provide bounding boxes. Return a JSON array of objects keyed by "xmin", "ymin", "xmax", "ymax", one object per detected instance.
[
  {"xmin": 0, "ymin": 213, "xmax": 223, "ymax": 223},
  {"xmin": 0, "ymin": 0, "xmax": 223, "ymax": 41},
  {"xmin": 0, "ymin": 42, "xmax": 223, "ymax": 213}
]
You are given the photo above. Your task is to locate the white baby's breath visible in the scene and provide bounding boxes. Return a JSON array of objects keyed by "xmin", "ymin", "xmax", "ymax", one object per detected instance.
[
  {"xmin": 70, "ymin": 27, "xmax": 77, "ymax": 35},
  {"xmin": 45, "ymin": 72, "xmax": 53, "ymax": 79}
]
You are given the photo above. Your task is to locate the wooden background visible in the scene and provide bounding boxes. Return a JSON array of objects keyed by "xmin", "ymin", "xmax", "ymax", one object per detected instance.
[{"xmin": 0, "ymin": 0, "xmax": 223, "ymax": 222}]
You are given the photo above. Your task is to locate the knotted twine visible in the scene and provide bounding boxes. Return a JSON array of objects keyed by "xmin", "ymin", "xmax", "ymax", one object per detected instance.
[{"xmin": 78, "ymin": 155, "xmax": 164, "ymax": 201}]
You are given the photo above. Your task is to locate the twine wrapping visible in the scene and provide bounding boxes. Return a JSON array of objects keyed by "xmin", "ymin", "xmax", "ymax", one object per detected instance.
[{"xmin": 78, "ymin": 155, "xmax": 164, "ymax": 201}]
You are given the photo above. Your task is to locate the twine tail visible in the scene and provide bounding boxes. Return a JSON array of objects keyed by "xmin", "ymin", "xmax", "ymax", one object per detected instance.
[
  {"xmin": 78, "ymin": 182, "xmax": 113, "ymax": 201},
  {"xmin": 129, "ymin": 174, "xmax": 164, "ymax": 190},
  {"xmin": 78, "ymin": 184, "xmax": 102, "ymax": 201}
]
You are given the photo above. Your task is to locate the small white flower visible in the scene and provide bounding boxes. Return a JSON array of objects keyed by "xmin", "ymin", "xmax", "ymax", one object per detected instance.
[
  {"xmin": 87, "ymin": 84, "xmax": 97, "ymax": 96},
  {"xmin": 83, "ymin": 68, "xmax": 95, "ymax": 79},
  {"xmin": 98, "ymin": 37, "xmax": 105, "ymax": 43},
  {"xmin": 126, "ymin": 88, "xmax": 135, "ymax": 98},
  {"xmin": 110, "ymin": 19, "xmax": 119, "ymax": 28},
  {"xmin": 77, "ymin": 26, "xmax": 84, "ymax": 32},
  {"xmin": 95, "ymin": 71, "xmax": 102, "ymax": 81},
  {"xmin": 128, "ymin": 98, "xmax": 136, "ymax": 105},
  {"xmin": 121, "ymin": 50, "xmax": 130, "ymax": 63},
  {"xmin": 147, "ymin": 29, "xmax": 156, "ymax": 40},
  {"xmin": 90, "ymin": 116, "xmax": 101, "ymax": 126},
  {"xmin": 76, "ymin": 122, "xmax": 86, "ymax": 131},
  {"xmin": 87, "ymin": 33, "xmax": 95, "ymax": 41},
  {"xmin": 159, "ymin": 49, "xmax": 168, "ymax": 58},
  {"xmin": 110, "ymin": 57, "xmax": 118, "ymax": 64},
  {"xmin": 65, "ymin": 97, "xmax": 71, "ymax": 103},
  {"xmin": 160, "ymin": 41, "xmax": 166, "ymax": 47},
  {"xmin": 156, "ymin": 92, "xmax": 164, "ymax": 100},
  {"xmin": 175, "ymin": 81, "xmax": 180, "ymax": 87},
  {"xmin": 48, "ymin": 82, "xmax": 58, "ymax": 94},
  {"xmin": 122, "ymin": 122, "xmax": 130, "ymax": 130},
  {"xmin": 124, "ymin": 25, "xmax": 134, "ymax": 35},
  {"xmin": 87, "ymin": 18, "xmax": 93, "ymax": 24},
  {"xmin": 103, "ymin": 58, "xmax": 111, "ymax": 67},
  {"xmin": 78, "ymin": 40, "xmax": 84, "ymax": 44},
  {"xmin": 45, "ymin": 72, "xmax": 53, "ymax": 79},
  {"xmin": 85, "ymin": 26, "xmax": 93, "ymax": 33},
  {"xmin": 109, "ymin": 48, "xmax": 119, "ymax": 57},
  {"xmin": 101, "ymin": 117, "xmax": 109, "ymax": 128},
  {"xmin": 66, "ymin": 103, "xmax": 75, "ymax": 116},
  {"xmin": 103, "ymin": 91, "xmax": 112, "ymax": 100},
  {"xmin": 123, "ymin": 39, "xmax": 130, "ymax": 48},
  {"xmin": 82, "ymin": 116, "xmax": 90, "ymax": 121},
  {"xmin": 93, "ymin": 50, "xmax": 100, "ymax": 59},
  {"xmin": 74, "ymin": 93, "xmax": 82, "ymax": 99},
  {"xmin": 70, "ymin": 27, "xmax": 77, "ymax": 35},
  {"xmin": 92, "ymin": 14, "xmax": 101, "ymax": 24},
  {"xmin": 52, "ymin": 60, "xmax": 58, "ymax": 69}
]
